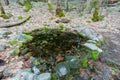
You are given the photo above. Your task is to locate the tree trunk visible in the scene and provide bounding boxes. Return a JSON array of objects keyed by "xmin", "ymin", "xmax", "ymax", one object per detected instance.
[
  {"xmin": 4, "ymin": 0, "xmax": 9, "ymax": 5},
  {"xmin": 0, "ymin": 2, "xmax": 5, "ymax": 14}
]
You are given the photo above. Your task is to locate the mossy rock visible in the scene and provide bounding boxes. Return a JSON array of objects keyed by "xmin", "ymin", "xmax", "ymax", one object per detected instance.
[
  {"xmin": 21, "ymin": 26, "xmax": 88, "ymax": 58},
  {"xmin": 0, "ymin": 14, "xmax": 10, "ymax": 19}
]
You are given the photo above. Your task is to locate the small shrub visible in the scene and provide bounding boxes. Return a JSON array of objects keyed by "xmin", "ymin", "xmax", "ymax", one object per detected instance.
[
  {"xmin": 81, "ymin": 56, "xmax": 88, "ymax": 68},
  {"xmin": 48, "ymin": 2, "xmax": 54, "ymax": 12},
  {"xmin": 56, "ymin": 8, "xmax": 65, "ymax": 17},
  {"xmin": 24, "ymin": 0, "xmax": 32, "ymax": 12},
  {"xmin": 92, "ymin": 6, "xmax": 99, "ymax": 22},
  {"xmin": 0, "ymin": 14, "xmax": 9, "ymax": 19},
  {"xmin": 91, "ymin": 50, "xmax": 99, "ymax": 60},
  {"xmin": 18, "ymin": 16, "xmax": 23, "ymax": 20}
]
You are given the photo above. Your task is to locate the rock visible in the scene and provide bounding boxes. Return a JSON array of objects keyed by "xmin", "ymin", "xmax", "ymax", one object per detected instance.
[
  {"xmin": 0, "ymin": 28, "xmax": 11, "ymax": 38},
  {"xmin": 7, "ymin": 49, "xmax": 20, "ymax": 56},
  {"xmin": 36, "ymin": 73, "xmax": 51, "ymax": 80},
  {"xmin": 16, "ymin": 34, "xmax": 33, "ymax": 42},
  {"xmin": 65, "ymin": 56, "xmax": 80, "ymax": 68},
  {"xmin": 21, "ymin": 48, "xmax": 29, "ymax": 55},
  {"xmin": 7, "ymin": 77, "xmax": 21, "ymax": 80},
  {"xmin": 3, "ymin": 68, "xmax": 11, "ymax": 76},
  {"xmin": 24, "ymin": 52, "xmax": 33, "ymax": 60},
  {"xmin": 0, "ymin": 44, "xmax": 6, "ymax": 51},
  {"xmin": 11, "ymin": 69, "xmax": 35, "ymax": 80},
  {"xmin": 74, "ymin": 74, "xmax": 87, "ymax": 80},
  {"xmin": 56, "ymin": 62, "xmax": 70, "ymax": 77},
  {"xmin": 81, "ymin": 29, "xmax": 104, "ymax": 43},
  {"xmin": 0, "ymin": 59, "xmax": 5, "ymax": 66},
  {"xmin": 17, "ymin": 34, "xmax": 27, "ymax": 40},
  {"xmin": 84, "ymin": 43, "xmax": 103, "ymax": 53},
  {"xmin": 32, "ymin": 66, "xmax": 40, "ymax": 75}
]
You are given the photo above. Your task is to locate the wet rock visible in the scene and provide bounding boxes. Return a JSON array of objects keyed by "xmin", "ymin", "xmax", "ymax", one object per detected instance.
[
  {"xmin": 65, "ymin": 56, "xmax": 80, "ymax": 68},
  {"xmin": 0, "ymin": 44, "xmax": 6, "ymax": 51},
  {"xmin": 56, "ymin": 62, "xmax": 70, "ymax": 77},
  {"xmin": 32, "ymin": 66, "xmax": 40, "ymax": 75},
  {"xmin": 36, "ymin": 73, "xmax": 51, "ymax": 80},
  {"xmin": 84, "ymin": 43, "xmax": 103, "ymax": 53}
]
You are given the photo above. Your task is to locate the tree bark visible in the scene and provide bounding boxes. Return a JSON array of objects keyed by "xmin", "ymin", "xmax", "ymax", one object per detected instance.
[
  {"xmin": 0, "ymin": 2, "xmax": 5, "ymax": 14},
  {"xmin": 4, "ymin": 0, "xmax": 9, "ymax": 5}
]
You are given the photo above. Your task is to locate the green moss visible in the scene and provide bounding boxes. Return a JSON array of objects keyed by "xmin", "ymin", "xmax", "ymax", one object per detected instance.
[
  {"xmin": 48, "ymin": 2, "xmax": 54, "ymax": 12},
  {"xmin": 21, "ymin": 26, "xmax": 88, "ymax": 58},
  {"xmin": 0, "ymin": 14, "xmax": 9, "ymax": 19},
  {"xmin": 18, "ymin": 15, "xmax": 23, "ymax": 20},
  {"xmin": 86, "ymin": 20, "xmax": 91, "ymax": 23},
  {"xmin": 92, "ymin": 6, "xmax": 99, "ymax": 22},
  {"xmin": 24, "ymin": 0, "xmax": 32, "ymax": 12},
  {"xmin": 8, "ymin": 40, "xmax": 18, "ymax": 45},
  {"xmin": 56, "ymin": 8, "xmax": 65, "ymax": 17},
  {"xmin": 99, "ymin": 15, "xmax": 104, "ymax": 21},
  {"xmin": 91, "ymin": 50, "xmax": 99, "ymax": 60},
  {"xmin": 81, "ymin": 56, "xmax": 88, "ymax": 68}
]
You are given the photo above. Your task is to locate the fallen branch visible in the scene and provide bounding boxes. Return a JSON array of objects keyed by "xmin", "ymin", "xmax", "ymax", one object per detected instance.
[{"xmin": 0, "ymin": 15, "xmax": 31, "ymax": 28}]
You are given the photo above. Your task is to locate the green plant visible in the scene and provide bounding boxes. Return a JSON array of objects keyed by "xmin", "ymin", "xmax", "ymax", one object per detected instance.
[
  {"xmin": 0, "ymin": 14, "xmax": 9, "ymax": 19},
  {"xmin": 48, "ymin": 2, "xmax": 54, "ymax": 12},
  {"xmin": 56, "ymin": 8, "xmax": 65, "ymax": 17},
  {"xmin": 99, "ymin": 15, "xmax": 104, "ymax": 21},
  {"xmin": 8, "ymin": 40, "xmax": 18, "ymax": 45},
  {"xmin": 51, "ymin": 73, "xmax": 57, "ymax": 80},
  {"xmin": 86, "ymin": 20, "xmax": 91, "ymax": 23},
  {"xmin": 91, "ymin": 50, "xmax": 99, "ymax": 60},
  {"xmin": 18, "ymin": 15, "xmax": 23, "ymax": 20},
  {"xmin": 92, "ymin": 6, "xmax": 99, "ymax": 22},
  {"xmin": 81, "ymin": 56, "xmax": 88, "ymax": 68},
  {"xmin": 24, "ymin": 0, "xmax": 32, "ymax": 12}
]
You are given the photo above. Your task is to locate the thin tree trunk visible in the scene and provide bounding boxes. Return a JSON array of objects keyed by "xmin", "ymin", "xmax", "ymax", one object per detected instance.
[
  {"xmin": 4, "ymin": 0, "xmax": 9, "ymax": 5},
  {"xmin": 0, "ymin": 2, "xmax": 5, "ymax": 14}
]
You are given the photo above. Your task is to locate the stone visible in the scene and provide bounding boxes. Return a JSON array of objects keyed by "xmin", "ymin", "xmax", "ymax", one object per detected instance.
[
  {"xmin": 3, "ymin": 68, "xmax": 11, "ymax": 76},
  {"xmin": 36, "ymin": 73, "xmax": 51, "ymax": 80},
  {"xmin": 56, "ymin": 62, "xmax": 70, "ymax": 77},
  {"xmin": 7, "ymin": 49, "xmax": 20, "ymax": 56},
  {"xmin": 84, "ymin": 43, "xmax": 103, "ymax": 53},
  {"xmin": 21, "ymin": 48, "xmax": 29, "ymax": 55},
  {"xmin": 65, "ymin": 56, "xmax": 80, "ymax": 68},
  {"xmin": 17, "ymin": 34, "xmax": 26, "ymax": 40},
  {"xmin": 7, "ymin": 77, "xmax": 20, "ymax": 80},
  {"xmin": 81, "ymin": 29, "xmax": 104, "ymax": 42},
  {"xmin": 32, "ymin": 66, "xmax": 40, "ymax": 75},
  {"xmin": 0, "ymin": 44, "xmax": 6, "ymax": 51}
]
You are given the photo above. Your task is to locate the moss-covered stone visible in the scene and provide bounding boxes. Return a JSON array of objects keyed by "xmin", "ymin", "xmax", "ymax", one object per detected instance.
[{"xmin": 21, "ymin": 26, "xmax": 88, "ymax": 58}]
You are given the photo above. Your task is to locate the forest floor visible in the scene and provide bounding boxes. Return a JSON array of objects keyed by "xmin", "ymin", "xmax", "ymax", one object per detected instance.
[{"xmin": 0, "ymin": 1, "xmax": 120, "ymax": 80}]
